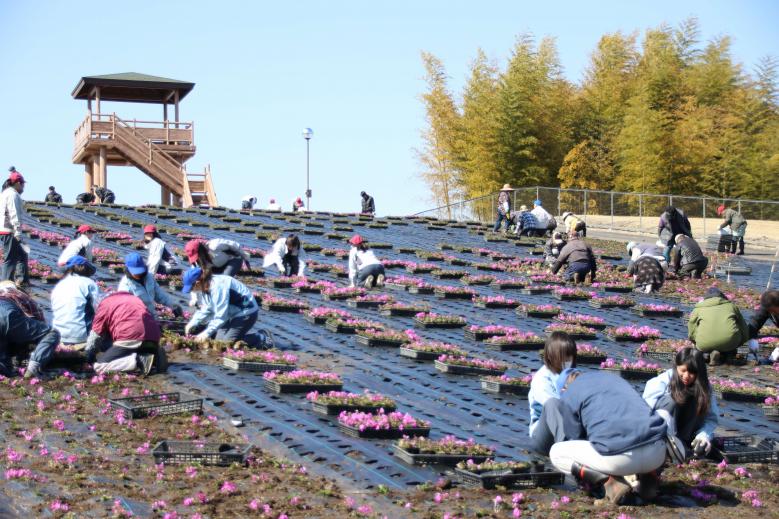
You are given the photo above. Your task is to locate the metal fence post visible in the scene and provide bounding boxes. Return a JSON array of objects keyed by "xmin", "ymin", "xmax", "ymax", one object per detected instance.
[
  {"xmin": 703, "ymin": 198, "xmax": 706, "ymax": 239},
  {"xmin": 610, "ymin": 192, "xmax": 614, "ymax": 229},
  {"xmin": 557, "ymin": 188, "xmax": 561, "ymax": 217},
  {"xmin": 583, "ymin": 190, "xmax": 588, "ymax": 221},
  {"xmin": 639, "ymin": 193, "xmax": 643, "ymax": 231},
  {"xmin": 536, "ymin": 186, "xmax": 540, "ymax": 201}
]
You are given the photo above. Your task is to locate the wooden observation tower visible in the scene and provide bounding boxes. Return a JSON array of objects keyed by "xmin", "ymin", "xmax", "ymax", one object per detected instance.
[{"xmin": 72, "ymin": 72, "xmax": 218, "ymax": 207}]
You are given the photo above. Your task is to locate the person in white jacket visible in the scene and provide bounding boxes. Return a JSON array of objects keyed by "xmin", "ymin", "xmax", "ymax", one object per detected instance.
[
  {"xmin": 241, "ymin": 195, "xmax": 257, "ymax": 210},
  {"xmin": 266, "ymin": 198, "xmax": 282, "ymax": 212},
  {"xmin": 57, "ymin": 225, "xmax": 95, "ymax": 267},
  {"xmin": 531, "ymin": 199, "xmax": 554, "ymax": 235},
  {"xmin": 263, "ymin": 235, "xmax": 306, "ymax": 276},
  {"xmin": 184, "ymin": 238, "xmax": 250, "ymax": 277},
  {"xmin": 51, "ymin": 256, "xmax": 100, "ymax": 345},
  {"xmin": 143, "ymin": 225, "xmax": 177, "ymax": 274},
  {"xmin": 0, "ymin": 168, "xmax": 28, "ymax": 285},
  {"xmin": 347, "ymin": 234, "xmax": 385, "ymax": 288},
  {"xmin": 117, "ymin": 253, "xmax": 182, "ymax": 318},
  {"xmin": 642, "ymin": 347, "xmax": 718, "ymax": 458}
]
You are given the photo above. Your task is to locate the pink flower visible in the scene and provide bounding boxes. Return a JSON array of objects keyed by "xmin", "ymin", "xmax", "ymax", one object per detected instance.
[
  {"xmin": 249, "ymin": 499, "xmax": 260, "ymax": 511},
  {"xmin": 185, "ymin": 466, "xmax": 198, "ymax": 478},
  {"xmin": 50, "ymin": 499, "xmax": 69, "ymax": 512},
  {"xmin": 513, "ymin": 508, "xmax": 522, "ymax": 518},
  {"xmin": 151, "ymin": 500, "xmax": 167, "ymax": 510},
  {"xmin": 52, "ymin": 420, "xmax": 65, "ymax": 432},
  {"xmin": 183, "ymin": 497, "xmax": 194, "ymax": 506},
  {"xmin": 220, "ymin": 480, "xmax": 237, "ymax": 494},
  {"xmin": 560, "ymin": 495, "xmax": 571, "ymax": 504}
]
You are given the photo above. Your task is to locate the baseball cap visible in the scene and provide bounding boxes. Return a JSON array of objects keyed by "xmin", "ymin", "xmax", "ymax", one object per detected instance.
[
  {"xmin": 555, "ymin": 368, "xmax": 580, "ymax": 395},
  {"xmin": 124, "ymin": 253, "xmax": 148, "ymax": 275},
  {"xmin": 349, "ymin": 234, "xmax": 364, "ymax": 246},
  {"xmin": 184, "ymin": 240, "xmax": 204, "ymax": 263},
  {"xmin": 77, "ymin": 224, "xmax": 94, "ymax": 234},
  {"xmin": 65, "ymin": 255, "xmax": 92, "ymax": 269},
  {"xmin": 143, "ymin": 224, "xmax": 157, "ymax": 234},
  {"xmin": 8, "ymin": 171, "xmax": 25, "ymax": 184},
  {"xmin": 181, "ymin": 267, "xmax": 203, "ymax": 294},
  {"xmin": 534, "ymin": 199, "xmax": 542, "ymax": 206}
]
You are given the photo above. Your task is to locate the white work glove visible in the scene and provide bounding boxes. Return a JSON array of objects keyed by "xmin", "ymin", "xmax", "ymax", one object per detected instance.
[
  {"xmin": 195, "ymin": 331, "xmax": 210, "ymax": 343},
  {"xmin": 747, "ymin": 339, "xmax": 760, "ymax": 354},
  {"xmin": 691, "ymin": 433, "xmax": 712, "ymax": 456},
  {"xmin": 770, "ymin": 347, "xmax": 779, "ymax": 363},
  {"xmin": 184, "ymin": 323, "xmax": 194, "ymax": 336}
]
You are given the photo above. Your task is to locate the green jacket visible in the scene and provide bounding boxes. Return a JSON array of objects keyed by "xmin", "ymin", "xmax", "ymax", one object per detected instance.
[{"xmin": 688, "ymin": 295, "xmax": 749, "ymax": 352}]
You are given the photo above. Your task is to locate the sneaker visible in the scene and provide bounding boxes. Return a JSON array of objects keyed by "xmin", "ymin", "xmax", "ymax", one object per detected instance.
[
  {"xmin": 708, "ymin": 350, "xmax": 721, "ymax": 366},
  {"xmin": 260, "ymin": 329, "xmax": 275, "ymax": 349},
  {"xmin": 375, "ymin": 274, "xmax": 385, "ymax": 287},
  {"xmin": 363, "ymin": 275, "xmax": 375, "ymax": 289},
  {"xmin": 137, "ymin": 354, "xmax": 155, "ymax": 376}
]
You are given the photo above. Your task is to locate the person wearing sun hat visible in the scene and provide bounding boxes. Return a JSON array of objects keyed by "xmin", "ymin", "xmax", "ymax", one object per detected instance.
[
  {"xmin": 117, "ymin": 253, "xmax": 182, "ymax": 318},
  {"xmin": 181, "ymin": 265, "xmax": 263, "ymax": 346},
  {"xmin": 493, "ymin": 183, "xmax": 514, "ymax": 233},
  {"xmin": 50, "ymin": 255, "xmax": 100, "ymax": 347},
  {"xmin": 0, "ymin": 167, "xmax": 30, "ymax": 286},
  {"xmin": 142, "ymin": 224, "xmax": 177, "ymax": 275},
  {"xmin": 57, "ymin": 224, "xmax": 96, "ymax": 267},
  {"xmin": 347, "ymin": 234, "xmax": 385, "ymax": 288}
]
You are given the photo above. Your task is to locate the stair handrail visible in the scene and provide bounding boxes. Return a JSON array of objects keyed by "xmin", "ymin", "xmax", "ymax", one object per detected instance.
[{"xmin": 204, "ymin": 165, "xmax": 219, "ymax": 207}]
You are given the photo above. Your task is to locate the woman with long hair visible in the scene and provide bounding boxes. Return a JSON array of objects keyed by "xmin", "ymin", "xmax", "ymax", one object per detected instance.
[
  {"xmin": 643, "ymin": 347, "xmax": 718, "ymax": 457},
  {"xmin": 143, "ymin": 225, "xmax": 177, "ymax": 275},
  {"xmin": 347, "ymin": 234, "xmax": 385, "ymax": 288}
]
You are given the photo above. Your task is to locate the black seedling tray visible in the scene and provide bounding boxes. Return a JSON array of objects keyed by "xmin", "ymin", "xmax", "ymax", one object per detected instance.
[
  {"xmin": 311, "ymin": 402, "xmax": 396, "ymax": 416},
  {"xmin": 152, "ymin": 441, "xmax": 251, "ymax": 466},
  {"xmin": 221, "ymin": 357, "xmax": 296, "ymax": 373},
  {"xmin": 711, "ymin": 435, "xmax": 779, "ymax": 464},
  {"xmin": 480, "ymin": 379, "xmax": 530, "ymax": 395},
  {"xmin": 264, "ymin": 380, "xmax": 343, "ymax": 394},
  {"xmin": 451, "ymin": 466, "xmax": 565, "ymax": 490},
  {"xmin": 392, "ymin": 445, "xmax": 490, "ymax": 466},
  {"xmin": 109, "ymin": 392, "xmax": 203, "ymax": 419},
  {"xmin": 434, "ymin": 361, "xmax": 505, "ymax": 377},
  {"xmin": 338, "ymin": 424, "xmax": 430, "ymax": 439}
]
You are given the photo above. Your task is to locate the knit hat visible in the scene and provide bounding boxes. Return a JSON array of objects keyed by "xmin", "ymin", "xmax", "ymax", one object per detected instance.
[
  {"xmin": 555, "ymin": 368, "xmax": 580, "ymax": 395},
  {"xmin": 124, "ymin": 253, "xmax": 148, "ymax": 276},
  {"xmin": 181, "ymin": 267, "xmax": 203, "ymax": 294},
  {"xmin": 77, "ymin": 224, "xmax": 94, "ymax": 234},
  {"xmin": 349, "ymin": 234, "xmax": 364, "ymax": 246},
  {"xmin": 143, "ymin": 224, "xmax": 157, "ymax": 234}
]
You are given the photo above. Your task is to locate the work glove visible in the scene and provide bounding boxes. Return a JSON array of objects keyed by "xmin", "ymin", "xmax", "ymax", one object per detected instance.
[
  {"xmin": 184, "ymin": 323, "xmax": 195, "ymax": 336},
  {"xmin": 195, "ymin": 331, "xmax": 210, "ymax": 343},
  {"xmin": 172, "ymin": 306, "xmax": 184, "ymax": 318},
  {"xmin": 691, "ymin": 433, "xmax": 712, "ymax": 456},
  {"xmin": 770, "ymin": 347, "xmax": 779, "ymax": 363}
]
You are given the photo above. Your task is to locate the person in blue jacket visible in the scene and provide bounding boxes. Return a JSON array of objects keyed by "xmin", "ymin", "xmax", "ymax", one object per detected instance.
[
  {"xmin": 182, "ymin": 266, "xmax": 261, "ymax": 346},
  {"xmin": 549, "ymin": 369, "xmax": 667, "ymax": 505},
  {"xmin": 642, "ymin": 347, "xmax": 718, "ymax": 458},
  {"xmin": 528, "ymin": 331, "xmax": 577, "ymax": 455},
  {"xmin": 117, "ymin": 253, "xmax": 183, "ymax": 318}
]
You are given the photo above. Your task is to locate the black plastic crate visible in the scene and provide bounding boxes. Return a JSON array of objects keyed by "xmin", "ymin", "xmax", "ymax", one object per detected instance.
[
  {"xmin": 109, "ymin": 392, "xmax": 203, "ymax": 419},
  {"xmin": 338, "ymin": 423, "xmax": 430, "ymax": 439},
  {"xmin": 393, "ymin": 444, "xmax": 490, "ymax": 466},
  {"xmin": 451, "ymin": 466, "xmax": 565, "ymax": 490},
  {"xmin": 152, "ymin": 441, "xmax": 252, "ymax": 466},
  {"xmin": 311, "ymin": 402, "xmax": 396, "ymax": 416},
  {"xmin": 480, "ymin": 379, "xmax": 530, "ymax": 396},
  {"xmin": 711, "ymin": 435, "xmax": 779, "ymax": 464},
  {"xmin": 435, "ymin": 361, "xmax": 505, "ymax": 377},
  {"xmin": 264, "ymin": 379, "xmax": 343, "ymax": 394},
  {"xmin": 221, "ymin": 357, "xmax": 296, "ymax": 373}
]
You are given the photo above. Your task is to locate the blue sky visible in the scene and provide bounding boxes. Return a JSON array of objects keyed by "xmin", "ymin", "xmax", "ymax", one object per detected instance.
[{"xmin": 1, "ymin": 1, "xmax": 777, "ymax": 215}]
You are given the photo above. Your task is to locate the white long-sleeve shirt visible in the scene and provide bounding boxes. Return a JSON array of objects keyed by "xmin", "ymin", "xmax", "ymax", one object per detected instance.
[
  {"xmin": 144, "ymin": 237, "xmax": 177, "ymax": 274},
  {"xmin": 527, "ymin": 365, "xmax": 558, "ymax": 436},
  {"xmin": 206, "ymin": 238, "xmax": 250, "ymax": 268},
  {"xmin": 57, "ymin": 235, "xmax": 93, "ymax": 266},
  {"xmin": 262, "ymin": 238, "xmax": 306, "ymax": 275},
  {"xmin": 0, "ymin": 187, "xmax": 23, "ymax": 237},
  {"xmin": 348, "ymin": 247, "xmax": 381, "ymax": 283},
  {"xmin": 266, "ymin": 202, "xmax": 282, "ymax": 212},
  {"xmin": 531, "ymin": 206, "xmax": 552, "ymax": 227}
]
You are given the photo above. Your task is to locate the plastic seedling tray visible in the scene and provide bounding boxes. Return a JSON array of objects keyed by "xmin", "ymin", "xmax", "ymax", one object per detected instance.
[
  {"xmin": 435, "ymin": 290, "xmax": 473, "ymax": 300},
  {"xmin": 355, "ymin": 335, "xmax": 408, "ymax": 348},
  {"xmin": 221, "ymin": 357, "xmax": 296, "ymax": 373},
  {"xmin": 264, "ymin": 380, "xmax": 343, "ymax": 394},
  {"xmin": 516, "ymin": 308, "xmax": 559, "ymax": 319},
  {"xmin": 261, "ymin": 303, "xmax": 304, "ymax": 313},
  {"xmin": 589, "ymin": 299, "xmax": 634, "ymax": 308},
  {"xmin": 555, "ymin": 293, "xmax": 591, "ymax": 301},
  {"xmin": 474, "ymin": 300, "xmax": 520, "ymax": 309},
  {"xmin": 311, "ymin": 402, "xmax": 396, "ymax": 416},
  {"xmin": 109, "ymin": 392, "xmax": 203, "ymax": 419},
  {"xmin": 486, "ymin": 340, "xmax": 545, "ymax": 352},
  {"xmin": 380, "ymin": 307, "xmax": 426, "ymax": 317},
  {"xmin": 338, "ymin": 423, "xmax": 430, "ymax": 439},
  {"xmin": 761, "ymin": 405, "xmax": 779, "ymax": 419},
  {"xmin": 601, "ymin": 367, "xmax": 663, "ymax": 381},
  {"xmin": 414, "ymin": 318, "xmax": 466, "ymax": 329},
  {"xmin": 521, "ymin": 287, "xmax": 553, "ymax": 295},
  {"xmin": 602, "ymin": 285, "xmax": 633, "ymax": 293},
  {"xmin": 408, "ymin": 286, "xmax": 435, "ymax": 295},
  {"xmin": 399, "ymin": 347, "xmax": 442, "ymax": 361},
  {"xmin": 641, "ymin": 351, "xmax": 676, "ymax": 363},
  {"xmin": 632, "ymin": 308, "xmax": 684, "ymax": 318},
  {"xmin": 451, "ymin": 466, "xmax": 565, "ymax": 490},
  {"xmin": 347, "ymin": 300, "xmax": 385, "ymax": 309},
  {"xmin": 713, "ymin": 390, "xmax": 770, "ymax": 403},
  {"xmin": 304, "ymin": 314, "xmax": 328, "ymax": 325},
  {"xmin": 551, "ymin": 332, "xmax": 597, "ymax": 341},
  {"xmin": 392, "ymin": 445, "xmax": 490, "ymax": 466},
  {"xmin": 152, "ymin": 441, "xmax": 251, "ymax": 466},
  {"xmin": 480, "ymin": 379, "xmax": 530, "ymax": 395},
  {"xmin": 324, "ymin": 322, "xmax": 358, "ymax": 334},
  {"xmin": 434, "ymin": 360, "xmax": 505, "ymax": 377},
  {"xmin": 711, "ymin": 435, "xmax": 779, "ymax": 464}
]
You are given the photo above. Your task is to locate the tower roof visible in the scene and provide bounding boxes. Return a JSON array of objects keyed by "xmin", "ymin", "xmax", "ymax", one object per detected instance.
[{"xmin": 72, "ymin": 73, "xmax": 195, "ymax": 103}]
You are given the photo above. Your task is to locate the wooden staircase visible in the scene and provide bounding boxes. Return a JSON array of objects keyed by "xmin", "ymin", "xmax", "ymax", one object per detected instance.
[{"xmin": 73, "ymin": 112, "xmax": 219, "ymax": 208}]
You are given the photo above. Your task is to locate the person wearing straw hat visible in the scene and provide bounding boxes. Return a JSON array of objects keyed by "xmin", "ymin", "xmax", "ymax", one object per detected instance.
[
  {"xmin": 57, "ymin": 224, "xmax": 95, "ymax": 267},
  {"xmin": 0, "ymin": 167, "xmax": 28, "ymax": 286},
  {"xmin": 143, "ymin": 225, "xmax": 177, "ymax": 275},
  {"xmin": 493, "ymin": 183, "xmax": 514, "ymax": 233},
  {"xmin": 347, "ymin": 234, "xmax": 385, "ymax": 288}
]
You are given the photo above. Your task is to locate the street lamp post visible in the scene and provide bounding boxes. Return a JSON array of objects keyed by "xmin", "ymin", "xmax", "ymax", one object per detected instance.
[{"xmin": 302, "ymin": 128, "xmax": 313, "ymax": 210}]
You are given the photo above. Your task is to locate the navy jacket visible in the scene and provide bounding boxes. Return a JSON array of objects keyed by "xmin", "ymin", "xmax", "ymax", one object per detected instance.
[{"xmin": 560, "ymin": 372, "xmax": 667, "ymax": 456}]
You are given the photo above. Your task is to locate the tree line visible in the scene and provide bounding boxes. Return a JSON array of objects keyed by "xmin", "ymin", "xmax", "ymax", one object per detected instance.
[{"xmin": 418, "ymin": 18, "xmax": 779, "ymax": 210}]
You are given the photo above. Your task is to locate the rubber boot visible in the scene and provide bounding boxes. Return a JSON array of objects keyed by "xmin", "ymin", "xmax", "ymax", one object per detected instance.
[
  {"xmin": 571, "ymin": 461, "xmax": 609, "ymax": 487},
  {"xmin": 637, "ymin": 471, "xmax": 659, "ymax": 501}
]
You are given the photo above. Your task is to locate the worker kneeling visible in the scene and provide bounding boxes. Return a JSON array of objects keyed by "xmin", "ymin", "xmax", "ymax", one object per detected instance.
[
  {"xmin": 85, "ymin": 292, "xmax": 165, "ymax": 376},
  {"xmin": 548, "ymin": 369, "xmax": 667, "ymax": 505}
]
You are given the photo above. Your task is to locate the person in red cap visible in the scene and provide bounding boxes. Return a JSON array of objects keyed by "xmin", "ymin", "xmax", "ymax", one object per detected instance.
[
  {"xmin": 292, "ymin": 197, "xmax": 306, "ymax": 213},
  {"xmin": 717, "ymin": 203, "xmax": 747, "ymax": 255},
  {"xmin": 263, "ymin": 234, "xmax": 306, "ymax": 276},
  {"xmin": 0, "ymin": 167, "xmax": 29, "ymax": 285},
  {"xmin": 347, "ymin": 234, "xmax": 385, "ymax": 288},
  {"xmin": 142, "ymin": 225, "xmax": 178, "ymax": 274},
  {"xmin": 57, "ymin": 224, "xmax": 95, "ymax": 267}
]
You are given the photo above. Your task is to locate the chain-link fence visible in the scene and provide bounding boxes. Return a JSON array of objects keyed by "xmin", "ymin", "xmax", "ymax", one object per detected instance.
[{"xmin": 415, "ymin": 187, "xmax": 779, "ymax": 248}]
